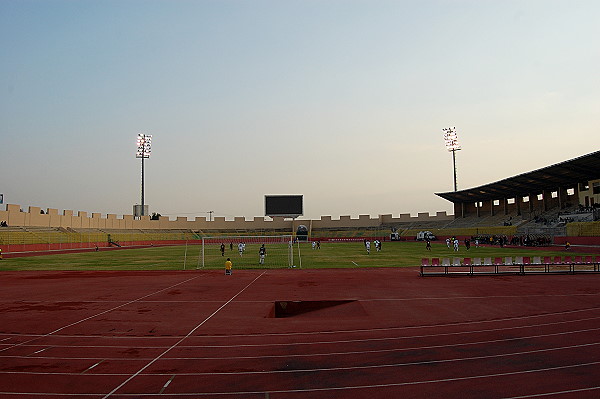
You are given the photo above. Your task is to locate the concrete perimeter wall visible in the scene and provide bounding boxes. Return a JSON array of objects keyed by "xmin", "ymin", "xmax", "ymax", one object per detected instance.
[{"xmin": 0, "ymin": 204, "xmax": 453, "ymax": 231}]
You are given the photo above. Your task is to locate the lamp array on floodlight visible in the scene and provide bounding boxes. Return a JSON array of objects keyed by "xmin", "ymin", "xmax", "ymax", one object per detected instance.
[
  {"xmin": 135, "ymin": 133, "xmax": 152, "ymax": 218},
  {"xmin": 442, "ymin": 127, "xmax": 461, "ymax": 192},
  {"xmin": 136, "ymin": 133, "xmax": 152, "ymax": 158},
  {"xmin": 443, "ymin": 127, "xmax": 461, "ymax": 152}
]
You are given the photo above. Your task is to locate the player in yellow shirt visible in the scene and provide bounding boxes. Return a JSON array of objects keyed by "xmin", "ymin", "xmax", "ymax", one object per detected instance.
[{"xmin": 225, "ymin": 258, "xmax": 233, "ymax": 275}]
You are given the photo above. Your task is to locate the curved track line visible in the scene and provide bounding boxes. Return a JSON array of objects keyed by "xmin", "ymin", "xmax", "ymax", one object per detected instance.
[
  {"xmin": 1, "ymin": 362, "xmax": 599, "ymax": 397},
  {"xmin": 2, "ymin": 341, "xmax": 599, "ymax": 376},
  {"xmin": 101, "ymin": 271, "xmax": 267, "ymax": 399},
  {"xmin": 502, "ymin": 385, "xmax": 600, "ymax": 398},
  {"xmin": 2, "ymin": 305, "xmax": 599, "ymax": 341},
  {"xmin": 0, "ymin": 275, "xmax": 202, "ymax": 354},
  {"xmin": 3, "ymin": 316, "xmax": 600, "ymax": 357}
]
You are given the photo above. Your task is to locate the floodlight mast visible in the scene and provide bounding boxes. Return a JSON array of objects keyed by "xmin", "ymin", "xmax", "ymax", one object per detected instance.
[
  {"xmin": 136, "ymin": 134, "xmax": 152, "ymax": 217},
  {"xmin": 442, "ymin": 127, "xmax": 461, "ymax": 192}
]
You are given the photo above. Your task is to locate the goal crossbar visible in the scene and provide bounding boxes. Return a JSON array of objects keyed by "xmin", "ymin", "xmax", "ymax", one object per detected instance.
[{"xmin": 199, "ymin": 235, "xmax": 297, "ymax": 269}]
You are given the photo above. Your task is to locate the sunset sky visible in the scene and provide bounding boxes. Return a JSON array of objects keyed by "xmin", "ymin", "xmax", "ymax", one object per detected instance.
[{"xmin": 1, "ymin": 0, "xmax": 598, "ymax": 220}]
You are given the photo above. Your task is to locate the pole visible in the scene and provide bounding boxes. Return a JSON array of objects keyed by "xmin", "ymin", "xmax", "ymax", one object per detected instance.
[
  {"xmin": 183, "ymin": 240, "xmax": 188, "ymax": 270},
  {"xmin": 136, "ymin": 133, "xmax": 151, "ymax": 219},
  {"xmin": 141, "ymin": 157, "xmax": 145, "ymax": 216},
  {"xmin": 442, "ymin": 126, "xmax": 460, "ymax": 193},
  {"xmin": 452, "ymin": 149, "xmax": 458, "ymax": 192}
]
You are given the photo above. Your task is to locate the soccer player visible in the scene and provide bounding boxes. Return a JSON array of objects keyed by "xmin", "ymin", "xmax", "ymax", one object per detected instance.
[
  {"xmin": 258, "ymin": 244, "xmax": 267, "ymax": 264},
  {"xmin": 225, "ymin": 258, "xmax": 232, "ymax": 275},
  {"xmin": 238, "ymin": 242, "xmax": 245, "ymax": 257},
  {"xmin": 426, "ymin": 239, "xmax": 431, "ymax": 251},
  {"xmin": 365, "ymin": 240, "xmax": 371, "ymax": 255},
  {"xmin": 220, "ymin": 243, "xmax": 225, "ymax": 256}
]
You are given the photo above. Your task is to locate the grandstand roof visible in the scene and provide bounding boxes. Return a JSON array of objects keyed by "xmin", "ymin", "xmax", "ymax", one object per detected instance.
[{"xmin": 436, "ymin": 150, "xmax": 600, "ymax": 203}]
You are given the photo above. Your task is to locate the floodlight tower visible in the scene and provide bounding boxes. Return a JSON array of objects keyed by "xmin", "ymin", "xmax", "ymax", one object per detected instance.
[
  {"xmin": 136, "ymin": 133, "xmax": 152, "ymax": 217},
  {"xmin": 442, "ymin": 127, "xmax": 461, "ymax": 192}
]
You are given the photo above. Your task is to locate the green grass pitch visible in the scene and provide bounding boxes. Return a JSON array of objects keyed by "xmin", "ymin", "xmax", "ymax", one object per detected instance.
[{"xmin": 0, "ymin": 241, "xmax": 587, "ymax": 271}]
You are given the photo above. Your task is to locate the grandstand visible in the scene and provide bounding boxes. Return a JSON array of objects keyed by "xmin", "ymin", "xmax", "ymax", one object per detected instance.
[
  {"xmin": 1, "ymin": 151, "xmax": 599, "ymax": 254},
  {"xmin": 435, "ymin": 150, "xmax": 600, "ymax": 245}
]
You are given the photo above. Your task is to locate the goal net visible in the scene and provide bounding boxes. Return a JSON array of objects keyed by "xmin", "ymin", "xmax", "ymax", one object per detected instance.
[{"xmin": 198, "ymin": 235, "xmax": 297, "ymax": 269}]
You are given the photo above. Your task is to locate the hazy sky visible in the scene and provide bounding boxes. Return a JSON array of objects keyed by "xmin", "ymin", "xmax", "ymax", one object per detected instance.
[{"xmin": 1, "ymin": 0, "xmax": 599, "ymax": 220}]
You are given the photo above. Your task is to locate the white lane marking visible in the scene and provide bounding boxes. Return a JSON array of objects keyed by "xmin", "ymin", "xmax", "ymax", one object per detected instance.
[{"xmin": 101, "ymin": 271, "xmax": 267, "ymax": 399}]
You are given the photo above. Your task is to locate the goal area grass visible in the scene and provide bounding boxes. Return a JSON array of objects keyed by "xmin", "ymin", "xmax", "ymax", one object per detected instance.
[{"xmin": 0, "ymin": 241, "xmax": 588, "ymax": 271}]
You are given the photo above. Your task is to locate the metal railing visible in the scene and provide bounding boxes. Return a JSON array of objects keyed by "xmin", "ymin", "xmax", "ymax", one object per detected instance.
[{"xmin": 420, "ymin": 255, "xmax": 600, "ymax": 276}]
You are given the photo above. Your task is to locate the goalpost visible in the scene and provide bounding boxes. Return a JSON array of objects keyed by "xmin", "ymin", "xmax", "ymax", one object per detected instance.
[{"xmin": 198, "ymin": 235, "xmax": 298, "ymax": 269}]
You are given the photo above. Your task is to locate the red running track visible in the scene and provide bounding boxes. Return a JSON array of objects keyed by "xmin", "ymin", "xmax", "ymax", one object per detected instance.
[{"xmin": 0, "ymin": 268, "xmax": 599, "ymax": 398}]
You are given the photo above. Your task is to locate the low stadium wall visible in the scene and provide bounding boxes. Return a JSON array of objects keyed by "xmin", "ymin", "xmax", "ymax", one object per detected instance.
[{"xmin": 0, "ymin": 203, "xmax": 453, "ymax": 230}]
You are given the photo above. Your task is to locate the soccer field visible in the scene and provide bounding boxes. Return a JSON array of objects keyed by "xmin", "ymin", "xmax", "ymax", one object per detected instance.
[{"xmin": 0, "ymin": 241, "xmax": 590, "ymax": 271}]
